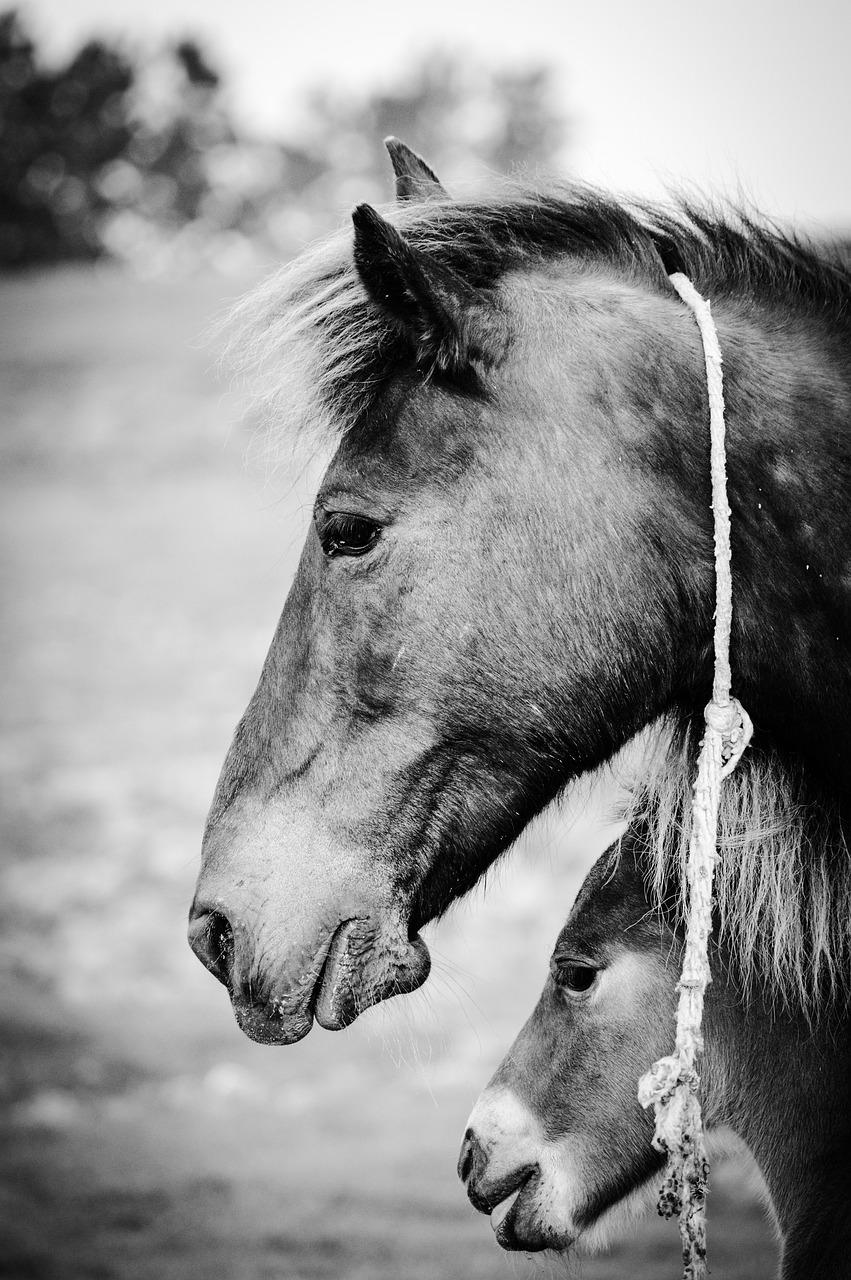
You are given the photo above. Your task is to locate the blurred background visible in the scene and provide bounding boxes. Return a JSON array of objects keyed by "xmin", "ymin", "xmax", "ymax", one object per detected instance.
[{"xmin": 1, "ymin": 1, "xmax": 848, "ymax": 1276}]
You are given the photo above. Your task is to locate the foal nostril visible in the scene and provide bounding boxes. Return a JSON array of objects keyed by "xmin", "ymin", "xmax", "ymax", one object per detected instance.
[
  {"xmin": 188, "ymin": 909, "xmax": 235, "ymax": 987},
  {"xmin": 457, "ymin": 1128, "xmax": 484, "ymax": 1184}
]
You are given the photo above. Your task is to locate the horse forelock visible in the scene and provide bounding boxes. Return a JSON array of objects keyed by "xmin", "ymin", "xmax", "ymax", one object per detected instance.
[
  {"xmin": 619, "ymin": 717, "xmax": 851, "ymax": 1019},
  {"xmin": 219, "ymin": 181, "xmax": 851, "ymax": 469}
]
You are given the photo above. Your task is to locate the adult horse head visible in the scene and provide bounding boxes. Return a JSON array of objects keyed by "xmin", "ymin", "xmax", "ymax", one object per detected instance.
[
  {"xmin": 460, "ymin": 834, "xmax": 851, "ymax": 1278},
  {"xmin": 190, "ymin": 140, "xmax": 851, "ymax": 1043}
]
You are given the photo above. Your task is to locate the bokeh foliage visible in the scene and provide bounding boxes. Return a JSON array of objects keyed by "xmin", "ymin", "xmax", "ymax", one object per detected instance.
[
  {"xmin": 0, "ymin": 11, "xmax": 569, "ymax": 271},
  {"xmin": 0, "ymin": 11, "xmax": 134, "ymax": 264}
]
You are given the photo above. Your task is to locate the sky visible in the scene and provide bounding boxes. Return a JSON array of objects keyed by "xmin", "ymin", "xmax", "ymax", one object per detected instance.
[{"xmin": 22, "ymin": 0, "xmax": 851, "ymax": 232}]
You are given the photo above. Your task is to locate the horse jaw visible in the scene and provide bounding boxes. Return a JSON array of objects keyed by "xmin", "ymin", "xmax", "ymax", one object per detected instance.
[{"xmin": 573, "ymin": 1178, "xmax": 659, "ymax": 1255}]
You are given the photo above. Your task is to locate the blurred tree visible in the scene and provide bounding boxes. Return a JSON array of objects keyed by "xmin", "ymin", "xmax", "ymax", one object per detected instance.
[
  {"xmin": 0, "ymin": 10, "xmax": 134, "ymax": 265},
  {"xmin": 175, "ymin": 40, "xmax": 219, "ymax": 90},
  {"xmin": 99, "ymin": 44, "xmax": 569, "ymax": 268},
  {"xmin": 293, "ymin": 51, "xmax": 567, "ymax": 213},
  {"xmin": 488, "ymin": 65, "xmax": 565, "ymax": 176},
  {"xmin": 0, "ymin": 17, "xmax": 570, "ymax": 271},
  {"xmin": 97, "ymin": 35, "xmax": 235, "ymax": 253}
]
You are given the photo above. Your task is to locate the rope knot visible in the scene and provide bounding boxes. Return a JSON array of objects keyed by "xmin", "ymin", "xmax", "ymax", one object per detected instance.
[
  {"xmin": 703, "ymin": 701, "xmax": 738, "ymax": 735},
  {"xmin": 704, "ymin": 696, "xmax": 753, "ymax": 778},
  {"xmin": 637, "ymin": 1053, "xmax": 682, "ymax": 1110}
]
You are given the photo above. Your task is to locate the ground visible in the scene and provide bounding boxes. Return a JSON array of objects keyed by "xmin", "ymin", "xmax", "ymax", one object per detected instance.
[{"xmin": 0, "ymin": 266, "xmax": 778, "ymax": 1278}]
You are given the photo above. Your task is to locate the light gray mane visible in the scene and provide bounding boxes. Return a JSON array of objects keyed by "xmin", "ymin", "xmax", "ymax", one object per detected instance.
[{"xmin": 617, "ymin": 720, "xmax": 851, "ymax": 1015}]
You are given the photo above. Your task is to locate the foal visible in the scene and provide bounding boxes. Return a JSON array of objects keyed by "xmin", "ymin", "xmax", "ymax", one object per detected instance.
[{"xmin": 459, "ymin": 835, "xmax": 851, "ymax": 1279}]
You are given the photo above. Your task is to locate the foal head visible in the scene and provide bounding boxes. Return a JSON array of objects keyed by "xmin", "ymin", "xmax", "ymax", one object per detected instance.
[
  {"xmin": 461, "ymin": 839, "xmax": 851, "ymax": 1273},
  {"xmin": 459, "ymin": 842, "xmax": 681, "ymax": 1251}
]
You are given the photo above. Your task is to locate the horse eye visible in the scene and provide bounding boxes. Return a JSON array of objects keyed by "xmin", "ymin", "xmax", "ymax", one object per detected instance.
[
  {"xmin": 551, "ymin": 960, "xmax": 598, "ymax": 995},
  {"xmin": 318, "ymin": 512, "xmax": 381, "ymax": 558}
]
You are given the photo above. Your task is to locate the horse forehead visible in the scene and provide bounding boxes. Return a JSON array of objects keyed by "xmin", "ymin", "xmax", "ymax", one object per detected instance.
[
  {"xmin": 325, "ymin": 379, "xmax": 495, "ymax": 494},
  {"xmin": 555, "ymin": 853, "xmax": 657, "ymax": 955},
  {"xmin": 328, "ymin": 262, "xmax": 675, "ymax": 462}
]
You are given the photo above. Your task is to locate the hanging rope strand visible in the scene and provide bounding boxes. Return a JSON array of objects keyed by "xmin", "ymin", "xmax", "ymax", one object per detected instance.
[{"xmin": 636, "ymin": 273, "xmax": 753, "ymax": 1280}]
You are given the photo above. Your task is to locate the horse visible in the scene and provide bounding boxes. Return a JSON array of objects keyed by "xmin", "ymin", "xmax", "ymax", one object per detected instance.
[
  {"xmin": 459, "ymin": 832, "xmax": 851, "ymax": 1279},
  {"xmin": 188, "ymin": 138, "xmax": 851, "ymax": 1048}
]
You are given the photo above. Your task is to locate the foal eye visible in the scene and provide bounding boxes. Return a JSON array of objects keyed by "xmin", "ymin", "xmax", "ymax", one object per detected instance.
[
  {"xmin": 551, "ymin": 960, "xmax": 599, "ymax": 995},
  {"xmin": 318, "ymin": 512, "xmax": 381, "ymax": 558}
]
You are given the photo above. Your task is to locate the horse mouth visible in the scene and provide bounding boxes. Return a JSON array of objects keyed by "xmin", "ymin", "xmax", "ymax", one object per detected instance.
[
  {"xmin": 490, "ymin": 1186, "xmax": 524, "ymax": 1236},
  {"xmin": 488, "ymin": 1172, "xmax": 575, "ymax": 1253},
  {"xmin": 229, "ymin": 917, "xmax": 431, "ymax": 1043},
  {"xmin": 312, "ymin": 918, "xmax": 364, "ymax": 1030},
  {"xmin": 227, "ymin": 924, "xmax": 344, "ymax": 1046},
  {"xmin": 312, "ymin": 918, "xmax": 431, "ymax": 1031},
  {"xmin": 488, "ymin": 1171, "xmax": 539, "ymax": 1250},
  {"xmin": 231, "ymin": 995, "xmax": 312, "ymax": 1045}
]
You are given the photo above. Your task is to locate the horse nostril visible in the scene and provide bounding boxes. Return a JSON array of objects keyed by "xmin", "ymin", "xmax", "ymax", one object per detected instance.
[
  {"xmin": 208, "ymin": 912, "xmax": 235, "ymax": 982},
  {"xmin": 189, "ymin": 909, "xmax": 235, "ymax": 987},
  {"xmin": 457, "ymin": 1128, "xmax": 480, "ymax": 1183}
]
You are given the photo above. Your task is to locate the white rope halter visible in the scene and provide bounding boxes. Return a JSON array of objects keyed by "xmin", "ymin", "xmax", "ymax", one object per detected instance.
[{"xmin": 636, "ymin": 273, "xmax": 753, "ymax": 1280}]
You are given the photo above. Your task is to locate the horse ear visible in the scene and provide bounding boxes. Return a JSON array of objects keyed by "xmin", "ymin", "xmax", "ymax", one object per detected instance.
[
  {"xmin": 384, "ymin": 136, "xmax": 449, "ymax": 203},
  {"xmin": 351, "ymin": 203, "xmax": 506, "ymax": 378}
]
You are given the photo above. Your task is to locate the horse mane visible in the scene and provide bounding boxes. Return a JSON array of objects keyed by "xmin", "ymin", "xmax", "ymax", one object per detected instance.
[
  {"xmin": 221, "ymin": 180, "xmax": 851, "ymax": 459},
  {"xmin": 616, "ymin": 719, "xmax": 851, "ymax": 1016}
]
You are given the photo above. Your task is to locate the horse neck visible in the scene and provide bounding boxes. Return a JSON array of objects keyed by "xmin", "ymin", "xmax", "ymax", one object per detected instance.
[
  {"xmin": 703, "ymin": 974, "xmax": 851, "ymax": 1279},
  {"xmin": 712, "ymin": 299, "xmax": 851, "ymax": 792}
]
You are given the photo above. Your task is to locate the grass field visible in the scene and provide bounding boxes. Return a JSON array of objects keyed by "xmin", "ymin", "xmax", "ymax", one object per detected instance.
[{"xmin": 0, "ymin": 266, "xmax": 778, "ymax": 1278}]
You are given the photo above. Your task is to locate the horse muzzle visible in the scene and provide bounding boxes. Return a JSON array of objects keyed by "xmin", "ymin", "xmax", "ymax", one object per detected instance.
[
  {"xmin": 188, "ymin": 900, "xmax": 430, "ymax": 1044},
  {"xmin": 459, "ymin": 1085, "xmax": 581, "ymax": 1252}
]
